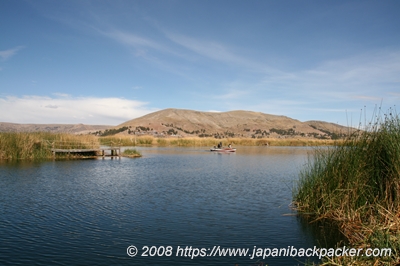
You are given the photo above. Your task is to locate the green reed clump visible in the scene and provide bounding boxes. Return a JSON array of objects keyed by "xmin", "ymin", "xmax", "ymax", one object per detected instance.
[
  {"xmin": 122, "ymin": 148, "xmax": 142, "ymax": 158},
  {"xmin": 294, "ymin": 109, "xmax": 400, "ymax": 264},
  {"xmin": 295, "ymin": 110, "xmax": 400, "ymax": 214}
]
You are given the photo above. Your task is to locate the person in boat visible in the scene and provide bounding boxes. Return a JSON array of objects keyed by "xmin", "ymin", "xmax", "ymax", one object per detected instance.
[
  {"xmin": 228, "ymin": 143, "xmax": 232, "ymax": 148},
  {"xmin": 217, "ymin": 142, "xmax": 222, "ymax": 148}
]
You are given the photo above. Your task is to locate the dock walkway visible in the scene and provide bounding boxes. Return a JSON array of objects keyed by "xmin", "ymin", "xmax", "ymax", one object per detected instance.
[{"xmin": 48, "ymin": 141, "xmax": 121, "ymax": 158}]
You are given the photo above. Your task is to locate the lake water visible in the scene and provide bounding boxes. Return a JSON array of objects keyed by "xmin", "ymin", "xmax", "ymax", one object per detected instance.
[{"xmin": 0, "ymin": 146, "xmax": 344, "ymax": 265}]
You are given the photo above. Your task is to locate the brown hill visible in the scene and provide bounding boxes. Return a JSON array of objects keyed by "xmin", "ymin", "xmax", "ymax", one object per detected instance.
[{"xmin": 116, "ymin": 108, "xmax": 351, "ymax": 139}]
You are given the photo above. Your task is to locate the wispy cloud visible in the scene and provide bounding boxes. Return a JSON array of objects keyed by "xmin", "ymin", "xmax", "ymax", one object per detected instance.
[
  {"xmin": 104, "ymin": 30, "xmax": 163, "ymax": 51},
  {"xmin": 0, "ymin": 95, "xmax": 158, "ymax": 125},
  {"xmin": 164, "ymin": 32, "xmax": 266, "ymax": 71},
  {"xmin": 352, "ymin": 95, "xmax": 383, "ymax": 101},
  {"xmin": 0, "ymin": 46, "xmax": 24, "ymax": 61},
  {"xmin": 259, "ymin": 50, "xmax": 400, "ymax": 101},
  {"xmin": 96, "ymin": 28, "xmax": 175, "ymax": 61}
]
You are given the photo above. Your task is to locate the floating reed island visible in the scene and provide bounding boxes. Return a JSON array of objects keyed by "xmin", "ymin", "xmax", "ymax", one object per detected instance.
[
  {"xmin": 121, "ymin": 148, "xmax": 142, "ymax": 158},
  {"xmin": 294, "ymin": 109, "xmax": 400, "ymax": 265}
]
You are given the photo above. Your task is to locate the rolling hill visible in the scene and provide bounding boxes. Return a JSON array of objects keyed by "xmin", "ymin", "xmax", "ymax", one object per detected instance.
[{"xmin": 115, "ymin": 108, "xmax": 352, "ymax": 139}]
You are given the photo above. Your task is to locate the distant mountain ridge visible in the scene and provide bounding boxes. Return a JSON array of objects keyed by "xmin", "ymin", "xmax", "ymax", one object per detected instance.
[
  {"xmin": 116, "ymin": 108, "xmax": 352, "ymax": 139},
  {"xmin": 0, "ymin": 122, "xmax": 111, "ymax": 134}
]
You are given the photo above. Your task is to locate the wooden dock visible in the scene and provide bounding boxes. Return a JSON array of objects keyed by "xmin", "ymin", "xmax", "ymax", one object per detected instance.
[
  {"xmin": 49, "ymin": 140, "xmax": 121, "ymax": 158},
  {"xmin": 51, "ymin": 147, "xmax": 121, "ymax": 158}
]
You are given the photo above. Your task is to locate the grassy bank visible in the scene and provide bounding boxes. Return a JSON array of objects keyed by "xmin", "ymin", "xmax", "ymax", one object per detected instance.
[
  {"xmin": 0, "ymin": 132, "xmax": 99, "ymax": 160},
  {"xmin": 294, "ymin": 110, "xmax": 400, "ymax": 265},
  {"xmin": 99, "ymin": 135, "xmax": 338, "ymax": 147}
]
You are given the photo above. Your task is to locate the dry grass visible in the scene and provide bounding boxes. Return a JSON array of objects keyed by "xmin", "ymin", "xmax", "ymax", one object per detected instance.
[
  {"xmin": 99, "ymin": 135, "xmax": 338, "ymax": 147},
  {"xmin": 0, "ymin": 132, "xmax": 99, "ymax": 160}
]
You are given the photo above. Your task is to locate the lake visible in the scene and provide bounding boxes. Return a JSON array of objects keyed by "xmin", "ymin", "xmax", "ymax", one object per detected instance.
[{"xmin": 0, "ymin": 146, "xmax": 343, "ymax": 265}]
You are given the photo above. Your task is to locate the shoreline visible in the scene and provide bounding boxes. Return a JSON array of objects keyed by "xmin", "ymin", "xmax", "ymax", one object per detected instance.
[
  {"xmin": 99, "ymin": 135, "xmax": 342, "ymax": 147},
  {"xmin": 0, "ymin": 132, "xmax": 341, "ymax": 160}
]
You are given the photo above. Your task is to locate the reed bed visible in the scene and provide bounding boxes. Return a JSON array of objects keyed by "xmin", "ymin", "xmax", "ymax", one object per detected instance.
[
  {"xmin": 294, "ymin": 109, "xmax": 400, "ymax": 265},
  {"xmin": 99, "ymin": 136, "xmax": 154, "ymax": 146},
  {"xmin": 0, "ymin": 133, "xmax": 338, "ymax": 160},
  {"xmin": 0, "ymin": 132, "xmax": 99, "ymax": 160},
  {"xmin": 99, "ymin": 135, "xmax": 337, "ymax": 147}
]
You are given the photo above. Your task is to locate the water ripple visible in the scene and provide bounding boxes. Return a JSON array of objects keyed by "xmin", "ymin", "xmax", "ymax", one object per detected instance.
[{"xmin": 0, "ymin": 147, "xmax": 343, "ymax": 265}]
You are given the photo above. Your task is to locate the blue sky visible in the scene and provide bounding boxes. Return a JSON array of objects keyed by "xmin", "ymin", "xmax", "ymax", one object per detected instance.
[{"xmin": 1, "ymin": 0, "xmax": 399, "ymax": 126}]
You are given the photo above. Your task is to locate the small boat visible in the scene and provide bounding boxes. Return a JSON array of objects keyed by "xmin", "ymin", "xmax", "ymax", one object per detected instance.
[{"xmin": 210, "ymin": 147, "xmax": 236, "ymax": 152}]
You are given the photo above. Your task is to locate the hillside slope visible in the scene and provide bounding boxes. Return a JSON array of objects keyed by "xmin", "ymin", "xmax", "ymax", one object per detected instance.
[{"xmin": 116, "ymin": 108, "xmax": 351, "ymax": 139}]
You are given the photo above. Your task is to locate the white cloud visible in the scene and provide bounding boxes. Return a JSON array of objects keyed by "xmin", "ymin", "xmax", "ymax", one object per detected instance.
[
  {"xmin": 45, "ymin": 104, "xmax": 59, "ymax": 109},
  {"xmin": 0, "ymin": 95, "xmax": 158, "ymax": 125},
  {"xmin": 0, "ymin": 46, "xmax": 24, "ymax": 61}
]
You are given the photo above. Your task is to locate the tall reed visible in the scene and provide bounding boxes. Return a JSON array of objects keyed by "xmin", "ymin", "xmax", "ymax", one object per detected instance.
[
  {"xmin": 0, "ymin": 132, "xmax": 99, "ymax": 160},
  {"xmin": 294, "ymin": 109, "xmax": 400, "ymax": 264}
]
